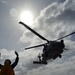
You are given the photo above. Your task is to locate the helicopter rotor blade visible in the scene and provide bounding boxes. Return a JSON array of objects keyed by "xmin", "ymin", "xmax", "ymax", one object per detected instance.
[
  {"xmin": 57, "ymin": 31, "xmax": 75, "ymax": 40},
  {"xmin": 25, "ymin": 43, "xmax": 46, "ymax": 50},
  {"xmin": 19, "ymin": 21, "xmax": 49, "ymax": 42},
  {"xmin": 19, "ymin": 22, "xmax": 75, "ymax": 50}
]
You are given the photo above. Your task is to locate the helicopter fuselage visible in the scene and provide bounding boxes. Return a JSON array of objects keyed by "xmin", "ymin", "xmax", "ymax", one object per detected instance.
[
  {"xmin": 41, "ymin": 40, "xmax": 65, "ymax": 61},
  {"xmin": 19, "ymin": 22, "xmax": 75, "ymax": 64}
]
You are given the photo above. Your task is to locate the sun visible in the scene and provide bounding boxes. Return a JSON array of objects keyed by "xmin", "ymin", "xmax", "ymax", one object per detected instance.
[{"xmin": 20, "ymin": 11, "xmax": 34, "ymax": 26}]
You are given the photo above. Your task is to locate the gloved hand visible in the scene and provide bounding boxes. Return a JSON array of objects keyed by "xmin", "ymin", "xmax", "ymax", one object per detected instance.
[{"xmin": 15, "ymin": 51, "xmax": 18, "ymax": 57}]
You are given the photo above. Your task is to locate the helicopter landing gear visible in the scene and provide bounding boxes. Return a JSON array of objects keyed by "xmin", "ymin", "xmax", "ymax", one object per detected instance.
[
  {"xmin": 33, "ymin": 54, "xmax": 47, "ymax": 65},
  {"xmin": 38, "ymin": 54, "xmax": 42, "ymax": 62}
]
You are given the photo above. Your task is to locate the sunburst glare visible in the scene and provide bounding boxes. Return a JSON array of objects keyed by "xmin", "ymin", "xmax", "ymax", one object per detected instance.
[{"xmin": 20, "ymin": 11, "xmax": 34, "ymax": 26}]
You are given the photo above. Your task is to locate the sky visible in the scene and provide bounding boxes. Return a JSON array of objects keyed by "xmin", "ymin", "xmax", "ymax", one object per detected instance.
[{"xmin": 0, "ymin": 0, "xmax": 75, "ymax": 75}]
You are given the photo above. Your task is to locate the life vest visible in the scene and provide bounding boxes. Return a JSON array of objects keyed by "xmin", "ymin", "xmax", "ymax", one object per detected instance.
[{"xmin": 0, "ymin": 65, "xmax": 15, "ymax": 75}]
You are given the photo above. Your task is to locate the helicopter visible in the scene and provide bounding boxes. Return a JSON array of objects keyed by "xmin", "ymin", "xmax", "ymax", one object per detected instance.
[{"xmin": 19, "ymin": 21, "xmax": 75, "ymax": 65}]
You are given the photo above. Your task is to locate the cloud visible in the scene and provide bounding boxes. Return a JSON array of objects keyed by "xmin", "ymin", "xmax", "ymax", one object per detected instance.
[
  {"xmin": 0, "ymin": 49, "xmax": 16, "ymax": 64},
  {"xmin": 1, "ymin": 41, "xmax": 75, "ymax": 75},
  {"xmin": 18, "ymin": 0, "xmax": 75, "ymax": 75},
  {"xmin": 1, "ymin": 0, "xmax": 75, "ymax": 75},
  {"xmin": 20, "ymin": 0, "xmax": 75, "ymax": 44}
]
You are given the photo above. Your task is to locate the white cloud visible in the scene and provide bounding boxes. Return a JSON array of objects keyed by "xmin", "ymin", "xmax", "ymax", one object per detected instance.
[
  {"xmin": 0, "ymin": 49, "xmax": 16, "ymax": 64},
  {"xmin": 1, "ymin": 0, "xmax": 75, "ymax": 75},
  {"xmin": 20, "ymin": 0, "xmax": 75, "ymax": 44},
  {"xmin": 18, "ymin": 0, "xmax": 75, "ymax": 75}
]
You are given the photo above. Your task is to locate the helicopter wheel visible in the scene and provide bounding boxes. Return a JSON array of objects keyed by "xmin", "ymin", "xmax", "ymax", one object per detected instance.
[{"xmin": 59, "ymin": 55, "xmax": 62, "ymax": 58}]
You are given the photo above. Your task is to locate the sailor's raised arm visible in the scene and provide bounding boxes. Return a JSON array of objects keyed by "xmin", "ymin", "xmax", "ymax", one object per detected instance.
[{"xmin": 11, "ymin": 51, "xmax": 19, "ymax": 69}]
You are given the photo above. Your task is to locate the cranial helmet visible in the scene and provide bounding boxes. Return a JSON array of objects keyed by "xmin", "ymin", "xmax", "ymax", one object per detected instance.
[
  {"xmin": 4, "ymin": 59, "xmax": 11, "ymax": 65},
  {"xmin": 61, "ymin": 40, "xmax": 64, "ymax": 43}
]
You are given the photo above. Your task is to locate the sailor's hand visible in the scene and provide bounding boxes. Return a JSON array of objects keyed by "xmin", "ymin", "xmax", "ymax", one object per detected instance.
[{"xmin": 15, "ymin": 51, "xmax": 18, "ymax": 57}]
